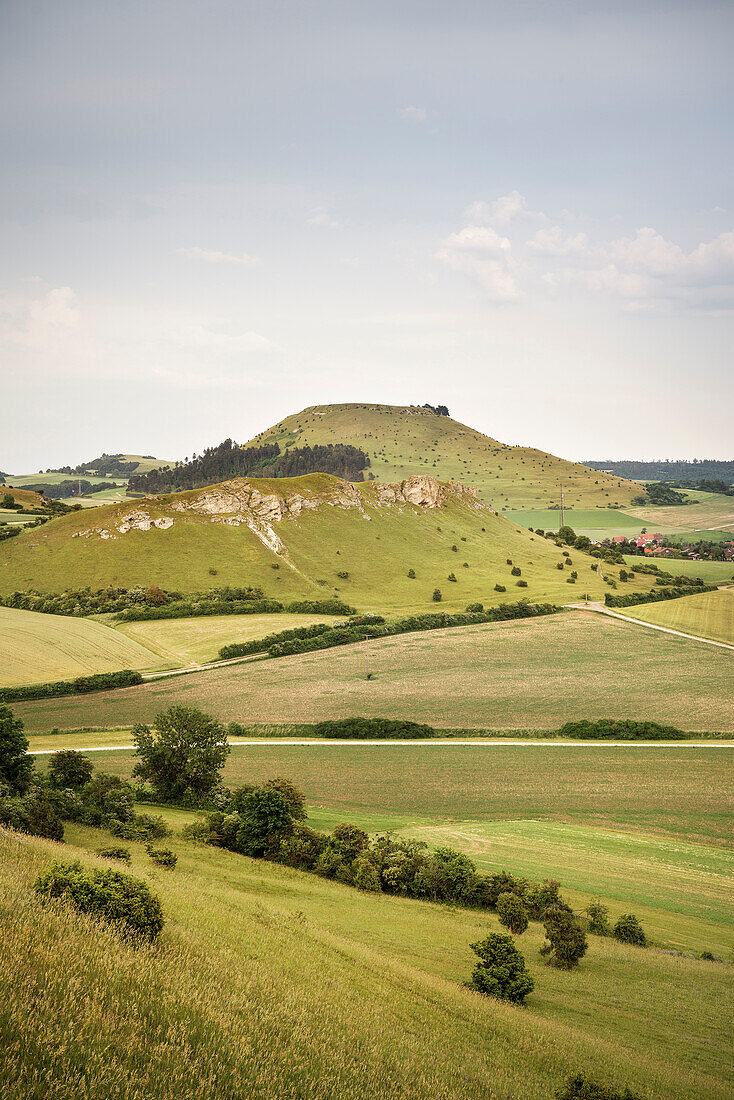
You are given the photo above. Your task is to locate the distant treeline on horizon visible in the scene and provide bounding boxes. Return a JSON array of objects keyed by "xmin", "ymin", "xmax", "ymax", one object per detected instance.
[{"xmin": 584, "ymin": 459, "xmax": 734, "ymax": 483}]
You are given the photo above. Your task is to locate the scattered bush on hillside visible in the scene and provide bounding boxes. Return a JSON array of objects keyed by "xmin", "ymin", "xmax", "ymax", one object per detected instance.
[
  {"xmin": 447, "ymin": 573, "xmax": 457, "ymax": 582},
  {"xmin": 557, "ymin": 719, "xmax": 686, "ymax": 740},
  {"xmin": 48, "ymin": 750, "xmax": 94, "ymax": 789},
  {"xmin": 407, "ymin": 568, "xmax": 416, "ymax": 578},
  {"xmin": 146, "ymin": 845, "xmax": 178, "ymax": 869},
  {"xmin": 540, "ymin": 906, "xmax": 588, "ymax": 969},
  {"xmin": 132, "ymin": 706, "xmax": 230, "ymax": 804},
  {"xmin": 494, "ymin": 584, "xmax": 506, "ymax": 592},
  {"xmin": 585, "ymin": 899, "xmax": 611, "ymax": 936},
  {"xmin": 555, "ymin": 1074, "xmax": 644, "ymax": 1100},
  {"xmin": 34, "ymin": 860, "xmax": 164, "ymax": 941},
  {"xmin": 97, "ymin": 845, "xmax": 131, "ymax": 864},
  {"xmin": 516, "ymin": 579, "xmax": 528, "ymax": 587},
  {"xmin": 557, "ymin": 563, "xmax": 565, "ymax": 570},
  {"xmin": 313, "ymin": 717, "xmax": 433, "ymax": 739},
  {"xmin": 467, "ymin": 934, "xmax": 534, "ymax": 1003},
  {"xmin": 511, "ymin": 566, "xmax": 521, "ymax": 576},
  {"xmin": 433, "ymin": 589, "xmax": 442, "ymax": 601},
  {"xmin": 497, "ymin": 892, "xmax": 529, "ymax": 934},
  {"xmin": 612, "ymin": 914, "xmax": 647, "ymax": 946}
]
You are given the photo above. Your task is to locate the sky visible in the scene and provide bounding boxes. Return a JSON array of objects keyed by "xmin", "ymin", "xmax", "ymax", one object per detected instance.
[{"xmin": 1, "ymin": 0, "xmax": 732, "ymax": 472}]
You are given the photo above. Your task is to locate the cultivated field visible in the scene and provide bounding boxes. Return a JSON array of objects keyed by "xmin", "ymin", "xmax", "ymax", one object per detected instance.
[
  {"xmin": 0, "ymin": 605, "xmax": 164, "ymax": 688},
  {"xmin": 16, "ymin": 611, "xmax": 734, "ymax": 732},
  {"xmin": 626, "ymin": 490, "xmax": 734, "ymax": 534},
  {"xmin": 615, "ymin": 588, "xmax": 734, "ymax": 646},
  {"xmin": 2, "ymin": 824, "xmax": 731, "ymax": 1100},
  {"xmin": 115, "ymin": 611, "xmax": 342, "ymax": 665},
  {"xmin": 622, "ymin": 556, "xmax": 734, "ymax": 584}
]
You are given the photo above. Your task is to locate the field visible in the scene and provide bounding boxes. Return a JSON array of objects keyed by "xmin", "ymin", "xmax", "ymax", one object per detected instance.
[
  {"xmin": 506, "ymin": 508, "xmax": 643, "ymax": 537},
  {"xmin": 622, "ymin": 556, "xmax": 734, "ymax": 584},
  {"xmin": 114, "ymin": 611, "xmax": 342, "ymax": 665},
  {"xmin": 615, "ymin": 588, "xmax": 734, "ymax": 646},
  {"xmin": 0, "ymin": 605, "xmax": 164, "ymax": 688},
  {"xmin": 15, "ymin": 611, "xmax": 734, "ymax": 732},
  {"xmin": 2, "ymin": 822, "xmax": 731, "ymax": 1100},
  {"xmin": 0, "ymin": 472, "xmax": 655, "ymax": 608},
  {"xmin": 247, "ymin": 403, "xmax": 643, "ymax": 509},
  {"xmin": 626, "ymin": 490, "xmax": 734, "ymax": 535}
]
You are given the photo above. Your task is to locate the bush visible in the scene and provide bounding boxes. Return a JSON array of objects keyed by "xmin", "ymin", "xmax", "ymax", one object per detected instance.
[
  {"xmin": 0, "ymin": 788, "xmax": 64, "ymax": 841},
  {"xmin": 447, "ymin": 573, "xmax": 457, "ymax": 582},
  {"xmin": 511, "ymin": 566, "xmax": 521, "ymax": 576},
  {"xmin": 557, "ymin": 719, "xmax": 685, "ymax": 741},
  {"xmin": 234, "ymin": 788, "xmax": 293, "ymax": 857},
  {"xmin": 353, "ymin": 854, "xmax": 381, "ymax": 891},
  {"xmin": 97, "ymin": 845, "xmax": 131, "ymax": 864},
  {"xmin": 467, "ymin": 933, "xmax": 534, "ymax": 1003},
  {"xmin": 585, "ymin": 899, "xmax": 611, "ymax": 935},
  {"xmin": 432, "ymin": 588, "xmax": 442, "ymax": 602},
  {"xmin": 540, "ymin": 906, "xmax": 588, "ymax": 969},
  {"xmin": 465, "ymin": 602, "xmax": 483, "ymax": 613},
  {"xmin": 263, "ymin": 777, "xmax": 307, "ymax": 820},
  {"xmin": 555, "ymin": 1073, "xmax": 643, "ymax": 1099},
  {"xmin": 407, "ymin": 568, "xmax": 416, "ymax": 578},
  {"xmin": 49, "ymin": 749, "xmax": 94, "ymax": 789},
  {"xmin": 497, "ymin": 892, "xmax": 529, "ymax": 934},
  {"xmin": 524, "ymin": 879, "xmax": 567, "ymax": 920},
  {"xmin": 132, "ymin": 706, "xmax": 230, "ymax": 803},
  {"xmin": 516, "ymin": 579, "xmax": 528, "ymax": 587},
  {"xmin": 313, "ymin": 717, "xmax": 433, "ymax": 739},
  {"xmin": 494, "ymin": 584, "xmax": 506, "ymax": 593},
  {"xmin": 146, "ymin": 845, "xmax": 177, "ymax": 868},
  {"xmin": 34, "ymin": 859, "xmax": 164, "ymax": 941},
  {"xmin": 613, "ymin": 913, "xmax": 647, "ymax": 946}
]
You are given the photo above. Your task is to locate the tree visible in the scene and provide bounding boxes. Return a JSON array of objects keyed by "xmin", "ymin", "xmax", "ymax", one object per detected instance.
[
  {"xmin": 48, "ymin": 749, "xmax": 94, "ymax": 789},
  {"xmin": 235, "ymin": 787, "xmax": 293, "ymax": 856},
  {"xmin": 0, "ymin": 704, "xmax": 33, "ymax": 795},
  {"xmin": 263, "ymin": 777, "xmax": 307, "ymax": 820},
  {"xmin": 132, "ymin": 706, "xmax": 230, "ymax": 802},
  {"xmin": 432, "ymin": 588, "xmax": 442, "ymax": 602},
  {"xmin": 467, "ymin": 933, "xmax": 534, "ymax": 1003},
  {"xmin": 497, "ymin": 892, "xmax": 529, "ymax": 934},
  {"xmin": 555, "ymin": 1073, "xmax": 643, "ymax": 1099},
  {"xmin": 558, "ymin": 525, "xmax": 577, "ymax": 544},
  {"xmin": 540, "ymin": 906, "xmax": 588, "ymax": 969},
  {"xmin": 613, "ymin": 913, "xmax": 646, "ymax": 946},
  {"xmin": 1, "ymin": 493, "xmax": 15, "ymax": 509},
  {"xmin": 353, "ymin": 853, "xmax": 381, "ymax": 891},
  {"xmin": 585, "ymin": 899, "xmax": 611, "ymax": 936}
]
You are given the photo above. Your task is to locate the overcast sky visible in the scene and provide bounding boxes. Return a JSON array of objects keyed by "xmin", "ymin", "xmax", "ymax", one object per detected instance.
[{"xmin": 2, "ymin": 0, "xmax": 732, "ymax": 472}]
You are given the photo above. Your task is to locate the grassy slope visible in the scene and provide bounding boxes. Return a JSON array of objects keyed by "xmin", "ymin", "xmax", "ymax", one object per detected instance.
[
  {"xmin": 615, "ymin": 588, "xmax": 734, "ymax": 646},
  {"xmin": 2, "ymin": 828, "xmax": 731, "ymax": 1100},
  {"xmin": 0, "ymin": 605, "xmax": 165, "ymax": 687},
  {"xmin": 622, "ymin": 557, "xmax": 734, "ymax": 584},
  {"xmin": 0, "ymin": 485, "xmax": 46, "ymax": 508},
  {"xmin": 0, "ymin": 472, "xmax": 653, "ymax": 608},
  {"xmin": 115, "ymin": 611, "xmax": 342, "ymax": 665},
  {"xmin": 15, "ymin": 612, "xmax": 734, "ymax": 733},
  {"xmin": 246, "ymin": 403, "xmax": 643, "ymax": 509}
]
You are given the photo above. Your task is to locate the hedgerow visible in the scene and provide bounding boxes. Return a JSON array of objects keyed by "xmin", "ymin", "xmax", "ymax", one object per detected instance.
[
  {"xmin": 605, "ymin": 584, "xmax": 716, "ymax": 608},
  {"xmin": 558, "ymin": 719, "xmax": 687, "ymax": 740},
  {"xmin": 313, "ymin": 717, "xmax": 434, "ymax": 739},
  {"xmin": 0, "ymin": 669, "xmax": 143, "ymax": 704}
]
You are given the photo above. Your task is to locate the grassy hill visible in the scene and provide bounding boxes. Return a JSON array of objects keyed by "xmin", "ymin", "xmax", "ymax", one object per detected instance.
[
  {"xmin": 0, "ymin": 605, "xmax": 164, "ymax": 687},
  {"xmin": 246, "ymin": 403, "xmax": 643, "ymax": 510},
  {"xmin": 0, "ymin": 485, "xmax": 46, "ymax": 510},
  {"xmin": 0, "ymin": 472, "xmax": 649, "ymax": 609}
]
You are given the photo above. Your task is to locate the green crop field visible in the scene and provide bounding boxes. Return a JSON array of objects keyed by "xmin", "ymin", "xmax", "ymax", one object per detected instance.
[
  {"xmin": 622, "ymin": 556, "xmax": 734, "ymax": 584},
  {"xmin": 247, "ymin": 403, "xmax": 643, "ymax": 509},
  {"xmin": 115, "ymin": 612, "xmax": 342, "ymax": 665},
  {"xmin": 0, "ymin": 605, "xmax": 165, "ymax": 688},
  {"xmin": 2, "ymin": 822, "xmax": 731, "ymax": 1100},
  {"xmin": 16, "ymin": 611, "xmax": 734, "ymax": 733},
  {"xmin": 0, "ymin": 472, "xmax": 655, "ymax": 608},
  {"xmin": 615, "ymin": 588, "xmax": 734, "ymax": 646},
  {"xmin": 505, "ymin": 508, "xmax": 643, "ymax": 535}
]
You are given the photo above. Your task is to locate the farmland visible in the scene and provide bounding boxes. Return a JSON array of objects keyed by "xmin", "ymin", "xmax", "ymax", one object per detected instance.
[
  {"xmin": 615, "ymin": 588, "xmax": 734, "ymax": 646},
  {"xmin": 0, "ymin": 605, "xmax": 163, "ymax": 688},
  {"xmin": 15, "ymin": 611, "xmax": 734, "ymax": 732},
  {"xmin": 622, "ymin": 556, "xmax": 734, "ymax": 584}
]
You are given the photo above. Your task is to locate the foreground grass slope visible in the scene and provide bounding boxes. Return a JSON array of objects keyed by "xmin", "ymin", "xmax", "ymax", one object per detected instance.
[
  {"xmin": 246, "ymin": 402, "xmax": 643, "ymax": 510},
  {"xmin": 0, "ymin": 605, "xmax": 163, "ymax": 688},
  {"xmin": 0, "ymin": 472, "xmax": 650, "ymax": 608},
  {"xmin": 615, "ymin": 588, "xmax": 734, "ymax": 646},
  {"xmin": 2, "ymin": 828, "xmax": 731, "ymax": 1100},
  {"xmin": 16, "ymin": 612, "xmax": 734, "ymax": 733}
]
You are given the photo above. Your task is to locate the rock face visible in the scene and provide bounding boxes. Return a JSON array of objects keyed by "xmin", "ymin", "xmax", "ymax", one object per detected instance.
[{"xmin": 69, "ymin": 475, "xmax": 487, "ymax": 553}]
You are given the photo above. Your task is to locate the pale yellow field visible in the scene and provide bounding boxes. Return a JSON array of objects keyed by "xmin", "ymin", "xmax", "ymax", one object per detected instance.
[
  {"xmin": 0, "ymin": 605, "xmax": 164, "ymax": 687},
  {"xmin": 616, "ymin": 588, "xmax": 734, "ymax": 646},
  {"xmin": 115, "ymin": 611, "xmax": 342, "ymax": 665}
]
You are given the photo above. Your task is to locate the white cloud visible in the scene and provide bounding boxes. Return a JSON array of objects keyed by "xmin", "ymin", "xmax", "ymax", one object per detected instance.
[
  {"xmin": 176, "ymin": 247, "xmax": 260, "ymax": 265},
  {"xmin": 436, "ymin": 225, "xmax": 519, "ymax": 302},
  {"xmin": 398, "ymin": 105, "xmax": 427, "ymax": 125},
  {"xmin": 462, "ymin": 190, "xmax": 536, "ymax": 228},
  {"xmin": 607, "ymin": 227, "xmax": 685, "ymax": 276},
  {"xmin": 528, "ymin": 226, "xmax": 590, "ymax": 256},
  {"xmin": 1, "ymin": 283, "xmax": 80, "ymax": 348},
  {"xmin": 306, "ymin": 207, "xmax": 341, "ymax": 229}
]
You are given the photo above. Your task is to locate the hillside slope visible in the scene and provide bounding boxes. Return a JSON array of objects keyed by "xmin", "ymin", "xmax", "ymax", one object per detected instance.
[
  {"xmin": 0, "ymin": 473, "xmax": 645, "ymax": 610},
  {"xmin": 246, "ymin": 403, "xmax": 643, "ymax": 509}
]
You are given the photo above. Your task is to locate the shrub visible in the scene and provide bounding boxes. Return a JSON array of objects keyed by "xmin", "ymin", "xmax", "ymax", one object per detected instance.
[
  {"xmin": 432, "ymin": 589, "xmax": 442, "ymax": 602},
  {"xmin": 336, "ymin": 571, "xmax": 349, "ymax": 579},
  {"xmin": 353, "ymin": 854, "xmax": 381, "ymax": 891},
  {"xmin": 0, "ymin": 788, "xmax": 64, "ymax": 841},
  {"xmin": 0, "ymin": 704, "xmax": 33, "ymax": 794},
  {"xmin": 48, "ymin": 749, "xmax": 94, "ymax": 789},
  {"xmin": 524, "ymin": 879, "xmax": 567, "ymax": 920},
  {"xmin": 407, "ymin": 568, "xmax": 416, "ymax": 578},
  {"xmin": 557, "ymin": 719, "xmax": 685, "ymax": 741},
  {"xmin": 494, "ymin": 584, "xmax": 506, "ymax": 592},
  {"xmin": 97, "ymin": 845, "xmax": 131, "ymax": 864},
  {"xmin": 585, "ymin": 899, "xmax": 611, "ymax": 935},
  {"xmin": 34, "ymin": 859, "xmax": 164, "ymax": 941},
  {"xmin": 451, "ymin": 544, "xmax": 458, "ymax": 552},
  {"xmin": 146, "ymin": 845, "xmax": 178, "ymax": 869},
  {"xmin": 467, "ymin": 933, "xmax": 534, "ymax": 1003},
  {"xmin": 516, "ymin": 579, "xmax": 528, "ymax": 587},
  {"xmin": 613, "ymin": 913, "xmax": 647, "ymax": 946},
  {"xmin": 506, "ymin": 559, "xmax": 513, "ymax": 565},
  {"xmin": 447, "ymin": 573, "xmax": 457, "ymax": 582},
  {"xmin": 557, "ymin": 562, "xmax": 565, "ymax": 570},
  {"xmin": 263, "ymin": 776, "xmax": 307, "ymax": 820},
  {"xmin": 314, "ymin": 717, "xmax": 433, "ymax": 740},
  {"xmin": 465, "ymin": 602, "xmax": 483, "ymax": 613},
  {"xmin": 235, "ymin": 788, "xmax": 293, "ymax": 857},
  {"xmin": 511, "ymin": 566, "xmax": 521, "ymax": 576},
  {"xmin": 540, "ymin": 906, "xmax": 588, "ymax": 968},
  {"xmin": 497, "ymin": 892, "xmax": 529, "ymax": 934},
  {"xmin": 555, "ymin": 1073, "xmax": 643, "ymax": 1099},
  {"xmin": 132, "ymin": 706, "xmax": 230, "ymax": 803}
]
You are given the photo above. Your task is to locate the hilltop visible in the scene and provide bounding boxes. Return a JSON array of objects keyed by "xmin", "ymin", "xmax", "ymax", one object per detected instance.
[
  {"xmin": 0, "ymin": 472, "xmax": 644, "ymax": 610},
  {"xmin": 246, "ymin": 403, "xmax": 643, "ymax": 509}
]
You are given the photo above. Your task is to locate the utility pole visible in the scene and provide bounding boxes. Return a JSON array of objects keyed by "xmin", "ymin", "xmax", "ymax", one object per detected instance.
[
  {"xmin": 364, "ymin": 634, "xmax": 370, "ymax": 679},
  {"xmin": 559, "ymin": 476, "xmax": 565, "ymax": 529}
]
